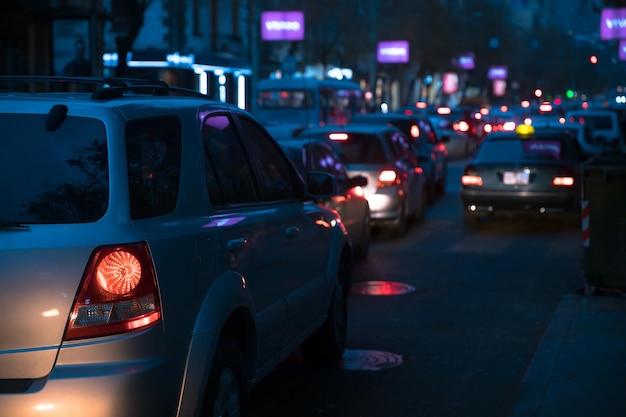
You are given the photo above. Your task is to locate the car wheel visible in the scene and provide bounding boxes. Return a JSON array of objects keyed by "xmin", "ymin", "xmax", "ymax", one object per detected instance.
[
  {"xmin": 415, "ymin": 186, "xmax": 427, "ymax": 223},
  {"xmin": 300, "ymin": 269, "xmax": 348, "ymax": 366},
  {"xmin": 353, "ymin": 210, "xmax": 371, "ymax": 261},
  {"xmin": 463, "ymin": 211, "xmax": 480, "ymax": 228},
  {"xmin": 203, "ymin": 337, "xmax": 248, "ymax": 417},
  {"xmin": 435, "ymin": 168, "xmax": 447, "ymax": 196}
]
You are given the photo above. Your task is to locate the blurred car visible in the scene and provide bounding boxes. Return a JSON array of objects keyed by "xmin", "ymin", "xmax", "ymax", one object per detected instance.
[
  {"xmin": 352, "ymin": 111, "xmax": 448, "ymax": 204},
  {"xmin": 429, "ymin": 114, "xmax": 475, "ymax": 160},
  {"xmin": 481, "ymin": 105, "xmax": 521, "ymax": 135},
  {"xmin": 277, "ymin": 138, "xmax": 372, "ymax": 259},
  {"xmin": 460, "ymin": 124, "xmax": 589, "ymax": 227},
  {"xmin": 429, "ymin": 105, "xmax": 486, "ymax": 148},
  {"xmin": 565, "ymin": 108, "xmax": 626, "ymax": 153},
  {"xmin": 0, "ymin": 76, "xmax": 354, "ymax": 417},
  {"xmin": 298, "ymin": 123, "xmax": 426, "ymax": 237}
]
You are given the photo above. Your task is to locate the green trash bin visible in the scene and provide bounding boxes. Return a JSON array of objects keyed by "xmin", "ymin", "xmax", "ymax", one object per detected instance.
[{"xmin": 580, "ymin": 153, "xmax": 626, "ymax": 291}]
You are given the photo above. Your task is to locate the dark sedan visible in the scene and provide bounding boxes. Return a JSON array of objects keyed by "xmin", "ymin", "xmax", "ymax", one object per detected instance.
[{"xmin": 460, "ymin": 124, "xmax": 589, "ymax": 227}]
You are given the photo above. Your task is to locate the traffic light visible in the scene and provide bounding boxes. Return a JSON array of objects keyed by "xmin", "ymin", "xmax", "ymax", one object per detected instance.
[{"xmin": 566, "ymin": 89, "xmax": 574, "ymax": 99}]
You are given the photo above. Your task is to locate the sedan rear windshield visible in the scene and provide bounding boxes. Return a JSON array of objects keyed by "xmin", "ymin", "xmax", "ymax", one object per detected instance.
[
  {"xmin": 0, "ymin": 113, "xmax": 108, "ymax": 223},
  {"xmin": 307, "ymin": 132, "xmax": 388, "ymax": 164},
  {"xmin": 478, "ymin": 134, "xmax": 581, "ymax": 162}
]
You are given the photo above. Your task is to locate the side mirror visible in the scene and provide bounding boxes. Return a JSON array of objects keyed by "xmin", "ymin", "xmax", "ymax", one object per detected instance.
[{"xmin": 306, "ymin": 171, "xmax": 336, "ymax": 198}]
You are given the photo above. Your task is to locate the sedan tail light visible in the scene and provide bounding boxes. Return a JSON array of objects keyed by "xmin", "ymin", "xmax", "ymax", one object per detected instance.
[
  {"xmin": 64, "ymin": 242, "xmax": 161, "ymax": 340},
  {"xmin": 461, "ymin": 168, "xmax": 483, "ymax": 186},
  {"xmin": 552, "ymin": 176, "xmax": 575, "ymax": 186},
  {"xmin": 377, "ymin": 169, "xmax": 399, "ymax": 187}
]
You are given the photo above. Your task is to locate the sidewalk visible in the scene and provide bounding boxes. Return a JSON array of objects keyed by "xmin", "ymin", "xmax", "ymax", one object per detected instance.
[{"xmin": 508, "ymin": 293, "xmax": 626, "ymax": 417}]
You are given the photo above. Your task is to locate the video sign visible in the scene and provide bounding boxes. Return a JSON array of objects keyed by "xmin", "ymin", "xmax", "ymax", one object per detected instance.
[
  {"xmin": 377, "ymin": 40, "xmax": 409, "ymax": 64},
  {"xmin": 600, "ymin": 8, "xmax": 626, "ymax": 40},
  {"xmin": 487, "ymin": 66, "xmax": 508, "ymax": 80},
  {"xmin": 261, "ymin": 11, "xmax": 304, "ymax": 41}
]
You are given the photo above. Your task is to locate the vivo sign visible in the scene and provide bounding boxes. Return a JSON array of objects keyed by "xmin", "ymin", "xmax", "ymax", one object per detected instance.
[
  {"xmin": 261, "ymin": 11, "xmax": 304, "ymax": 41},
  {"xmin": 600, "ymin": 8, "xmax": 626, "ymax": 40},
  {"xmin": 377, "ymin": 41, "xmax": 409, "ymax": 63},
  {"xmin": 620, "ymin": 40, "xmax": 626, "ymax": 60}
]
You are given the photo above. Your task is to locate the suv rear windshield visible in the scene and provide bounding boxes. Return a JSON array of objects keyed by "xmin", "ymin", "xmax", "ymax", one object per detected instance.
[{"xmin": 0, "ymin": 114, "xmax": 108, "ymax": 224}]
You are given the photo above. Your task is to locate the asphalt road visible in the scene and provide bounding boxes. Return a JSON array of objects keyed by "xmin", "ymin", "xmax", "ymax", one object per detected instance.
[{"xmin": 249, "ymin": 159, "xmax": 584, "ymax": 417}]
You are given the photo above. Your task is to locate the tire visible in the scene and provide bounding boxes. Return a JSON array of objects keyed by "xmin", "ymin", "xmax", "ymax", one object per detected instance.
[
  {"xmin": 415, "ymin": 186, "xmax": 427, "ymax": 223},
  {"xmin": 202, "ymin": 337, "xmax": 248, "ymax": 417},
  {"xmin": 390, "ymin": 199, "xmax": 409, "ymax": 238},
  {"xmin": 300, "ymin": 270, "xmax": 348, "ymax": 367},
  {"xmin": 435, "ymin": 167, "xmax": 447, "ymax": 196}
]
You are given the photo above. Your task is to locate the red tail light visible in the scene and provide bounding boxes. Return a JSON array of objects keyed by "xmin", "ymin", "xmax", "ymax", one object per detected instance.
[
  {"xmin": 377, "ymin": 169, "xmax": 399, "ymax": 187},
  {"xmin": 552, "ymin": 176, "xmax": 574, "ymax": 186},
  {"xmin": 410, "ymin": 124, "xmax": 420, "ymax": 138},
  {"xmin": 64, "ymin": 242, "xmax": 161, "ymax": 340},
  {"xmin": 461, "ymin": 168, "xmax": 483, "ymax": 186}
]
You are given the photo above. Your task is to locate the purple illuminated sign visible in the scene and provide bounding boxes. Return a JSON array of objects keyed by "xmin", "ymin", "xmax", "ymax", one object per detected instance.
[
  {"xmin": 377, "ymin": 40, "xmax": 409, "ymax": 63},
  {"xmin": 261, "ymin": 11, "xmax": 304, "ymax": 41},
  {"xmin": 487, "ymin": 66, "xmax": 508, "ymax": 80},
  {"xmin": 601, "ymin": 8, "xmax": 626, "ymax": 40},
  {"xmin": 620, "ymin": 40, "xmax": 626, "ymax": 60},
  {"xmin": 457, "ymin": 53, "xmax": 475, "ymax": 70}
]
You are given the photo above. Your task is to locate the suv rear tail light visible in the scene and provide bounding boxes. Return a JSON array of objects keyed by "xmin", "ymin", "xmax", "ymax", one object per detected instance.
[{"xmin": 64, "ymin": 242, "xmax": 161, "ymax": 340}]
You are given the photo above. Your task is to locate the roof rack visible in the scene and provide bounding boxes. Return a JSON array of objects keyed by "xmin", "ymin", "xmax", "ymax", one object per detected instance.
[{"xmin": 0, "ymin": 76, "xmax": 210, "ymax": 100}]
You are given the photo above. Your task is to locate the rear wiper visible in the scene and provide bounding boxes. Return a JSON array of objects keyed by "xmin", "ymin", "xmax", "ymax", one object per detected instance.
[{"xmin": 0, "ymin": 222, "xmax": 30, "ymax": 230}]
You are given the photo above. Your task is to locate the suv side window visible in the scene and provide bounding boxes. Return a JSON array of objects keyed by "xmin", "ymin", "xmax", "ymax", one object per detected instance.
[
  {"xmin": 237, "ymin": 116, "xmax": 300, "ymax": 201},
  {"xmin": 126, "ymin": 116, "xmax": 182, "ymax": 219},
  {"xmin": 202, "ymin": 113, "xmax": 258, "ymax": 207}
]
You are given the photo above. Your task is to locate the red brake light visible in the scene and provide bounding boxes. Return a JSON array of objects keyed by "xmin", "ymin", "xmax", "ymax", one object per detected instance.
[
  {"xmin": 64, "ymin": 242, "xmax": 161, "ymax": 340},
  {"xmin": 377, "ymin": 169, "xmax": 398, "ymax": 187},
  {"xmin": 350, "ymin": 185, "xmax": 365, "ymax": 198},
  {"xmin": 461, "ymin": 169, "xmax": 483, "ymax": 186},
  {"xmin": 553, "ymin": 176, "xmax": 574, "ymax": 186},
  {"xmin": 410, "ymin": 124, "xmax": 420, "ymax": 138},
  {"xmin": 457, "ymin": 121, "xmax": 470, "ymax": 132},
  {"xmin": 329, "ymin": 133, "xmax": 348, "ymax": 141}
]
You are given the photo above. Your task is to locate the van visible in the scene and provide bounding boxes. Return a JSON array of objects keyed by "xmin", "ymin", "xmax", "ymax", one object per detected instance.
[{"xmin": 565, "ymin": 109, "xmax": 625, "ymax": 153}]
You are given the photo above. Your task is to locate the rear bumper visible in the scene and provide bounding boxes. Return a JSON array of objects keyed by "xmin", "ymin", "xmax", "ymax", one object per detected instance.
[
  {"xmin": 460, "ymin": 188, "xmax": 579, "ymax": 215},
  {"xmin": 0, "ymin": 327, "xmax": 189, "ymax": 417}
]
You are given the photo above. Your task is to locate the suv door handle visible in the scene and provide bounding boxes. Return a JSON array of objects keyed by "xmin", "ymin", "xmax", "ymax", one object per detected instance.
[
  {"xmin": 226, "ymin": 238, "xmax": 248, "ymax": 252},
  {"xmin": 284, "ymin": 226, "xmax": 300, "ymax": 238}
]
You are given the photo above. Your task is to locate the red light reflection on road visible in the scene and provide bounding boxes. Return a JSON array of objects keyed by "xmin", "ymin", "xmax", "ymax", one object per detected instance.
[{"xmin": 351, "ymin": 280, "xmax": 415, "ymax": 296}]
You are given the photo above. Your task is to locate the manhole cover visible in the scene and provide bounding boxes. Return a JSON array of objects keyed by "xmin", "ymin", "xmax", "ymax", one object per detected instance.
[
  {"xmin": 351, "ymin": 280, "xmax": 415, "ymax": 296},
  {"xmin": 340, "ymin": 349, "xmax": 403, "ymax": 371}
]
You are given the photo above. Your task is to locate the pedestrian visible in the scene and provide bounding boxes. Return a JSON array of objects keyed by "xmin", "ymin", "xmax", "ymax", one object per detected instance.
[{"xmin": 64, "ymin": 38, "xmax": 91, "ymax": 77}]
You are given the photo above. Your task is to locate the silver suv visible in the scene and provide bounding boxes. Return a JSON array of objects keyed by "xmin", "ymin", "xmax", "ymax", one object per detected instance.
[{"xmin": 0, "ymin": 77, "xmax": 353, "ymax": 417}]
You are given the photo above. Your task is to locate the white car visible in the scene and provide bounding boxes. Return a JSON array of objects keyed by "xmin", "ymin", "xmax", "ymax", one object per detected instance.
[{"xmin": 0, "ymin": 76, "xmax": 353, "ymax": 417}]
